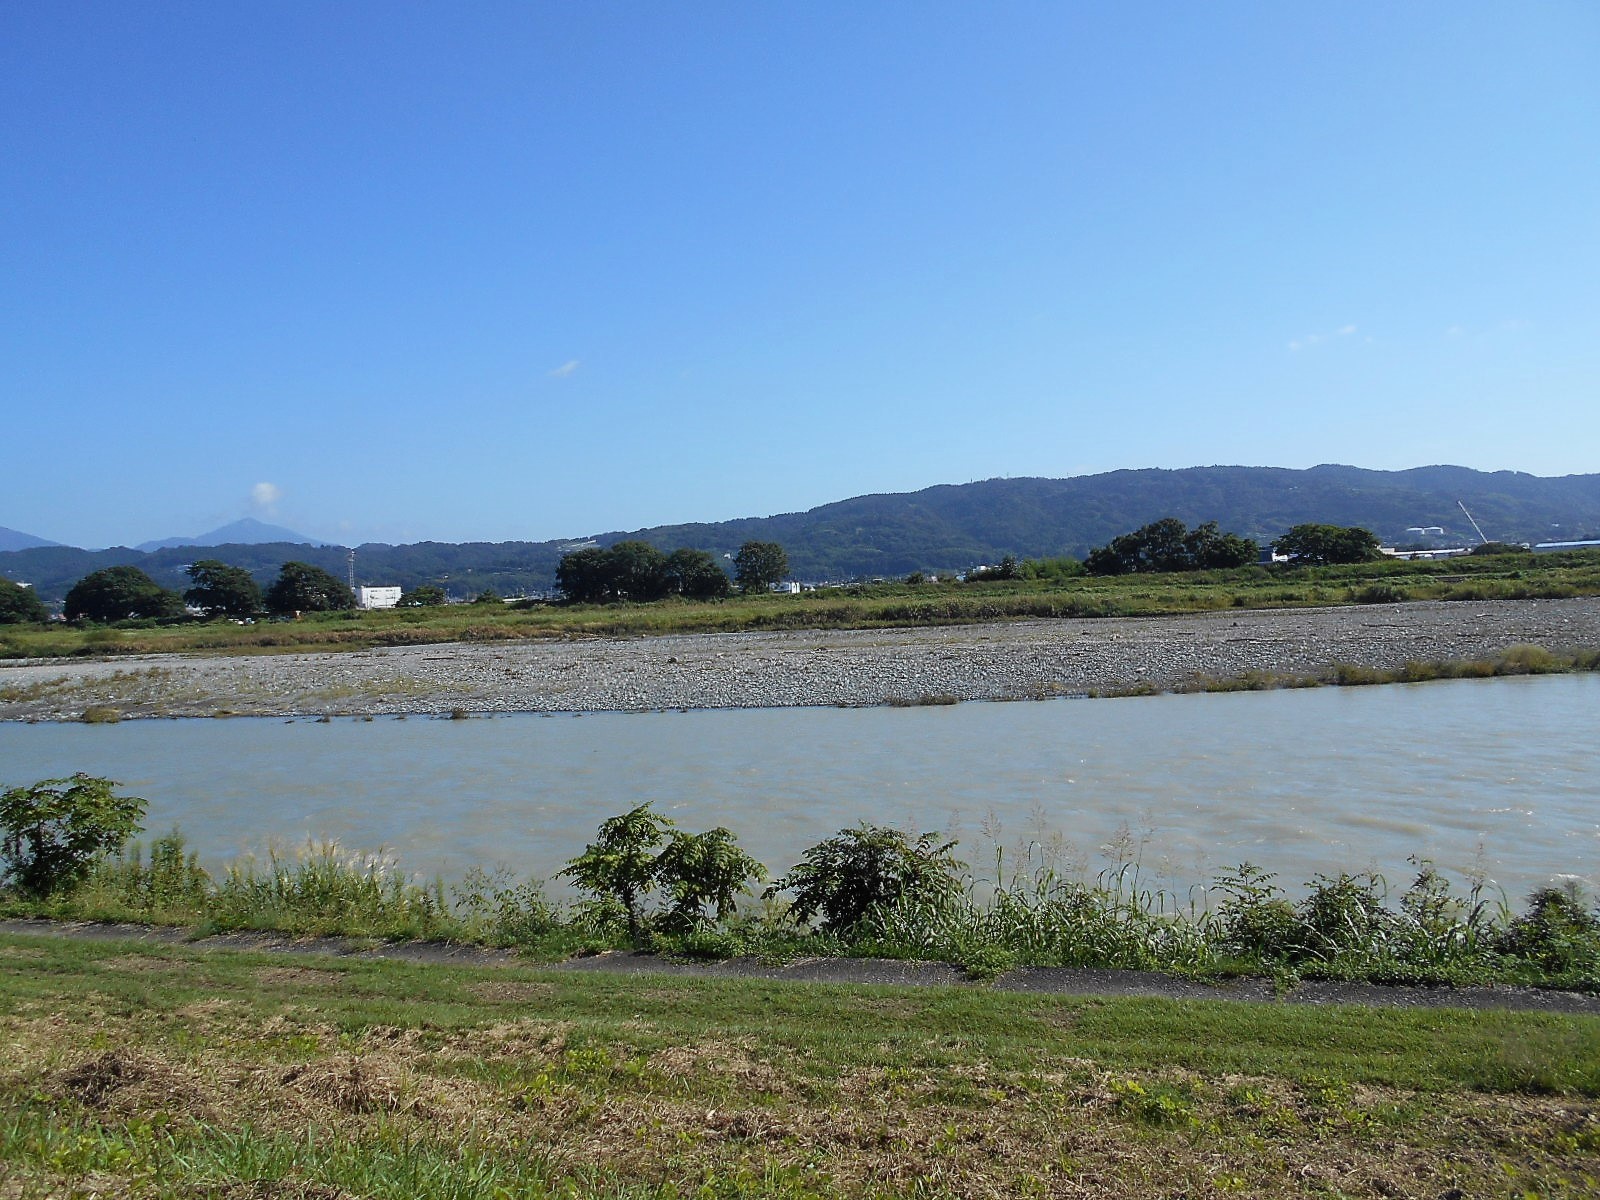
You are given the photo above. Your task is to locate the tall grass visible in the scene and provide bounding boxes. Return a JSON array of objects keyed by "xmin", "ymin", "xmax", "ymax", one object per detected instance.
[{"xmin": 14, "ymin": 827, "xmax": 1600, "ymax": 992}]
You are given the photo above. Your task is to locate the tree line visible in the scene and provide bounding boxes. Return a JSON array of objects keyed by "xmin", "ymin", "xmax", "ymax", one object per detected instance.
[
  {"xmin": 47, "ymin": 560, "xmax": 364, "ymax": 623},
  {"xmin": 0, "ymin": 521, "xmax": 1401, "ymax": 625},
  {"xmin": 1082, "ymin": 519, "xmax": 1382, "ymax": 575},
  {"xmin": 2, "ymin": 538, "xmax": 793, "ymax": 625},
  {"xmin": 554, "ymin": 540, "xmax": 787, "ymax": 603}
]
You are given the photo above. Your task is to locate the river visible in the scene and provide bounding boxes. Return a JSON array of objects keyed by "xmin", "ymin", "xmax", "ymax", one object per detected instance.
[{"xmin": 2, "ymin": 674, "xmax": 1596, "ymax": 902}]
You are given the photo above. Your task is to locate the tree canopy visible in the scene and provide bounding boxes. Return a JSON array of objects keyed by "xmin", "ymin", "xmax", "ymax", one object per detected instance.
[
  {"xmin": 398, "ymin": 584, "xmax": 447, "ymax": 607},
  {"xmin": 555, "ymin": 542, "xmax": 731, "ymax": 604},
  {"xmin": 1272, "ymin": 524, "xmax": 1382, "ymax": 566},
  {"xmin": 0, "ymin": 577, "xmax": 49, "ymax": 624},
  {"xmin": 64, "ymin": 566, "xmax": 184, "ymax": 622},
  {"xmin": 183, "ymin": 560, "xmax": 262, "ymax": 618},
  {"xmin": 1086, "ymin": 519, "xmax": 1258, "ymax": 575},
  {"xmin": 264, "ymin": 562, "xmax": 355, "ymax": 614},
  {"xmin": 733, "ymin": 541, "xmax": 788, "ymax": 593}
]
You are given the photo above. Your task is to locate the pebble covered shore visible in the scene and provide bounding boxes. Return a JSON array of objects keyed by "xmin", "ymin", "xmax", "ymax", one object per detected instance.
[{"xmin": 4, "ymin": 597, "xmax": 1600, "ymax": 722}]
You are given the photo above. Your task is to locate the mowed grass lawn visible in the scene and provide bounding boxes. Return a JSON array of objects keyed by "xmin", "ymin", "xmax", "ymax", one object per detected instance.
[{"xmin": 1, "ymin": 933, "xmax": 1597, "ymax": 1198}]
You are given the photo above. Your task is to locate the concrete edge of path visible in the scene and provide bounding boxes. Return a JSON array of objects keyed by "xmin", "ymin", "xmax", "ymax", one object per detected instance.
[{"xmin": 5, "ymin": 917, "xmax": 1598, "ymax": 1015}]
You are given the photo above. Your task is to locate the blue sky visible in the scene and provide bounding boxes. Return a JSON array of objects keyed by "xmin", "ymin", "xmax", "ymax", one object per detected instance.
[{"xmin": 4, "ymin": 2, "xmax": 1597, "ymax": 548}]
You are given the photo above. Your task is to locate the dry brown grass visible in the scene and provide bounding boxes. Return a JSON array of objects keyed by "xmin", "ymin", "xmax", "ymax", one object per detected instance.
[{"xmin": 12, "ymin": 1011, "xmax": 1596, "ymax": 1199}]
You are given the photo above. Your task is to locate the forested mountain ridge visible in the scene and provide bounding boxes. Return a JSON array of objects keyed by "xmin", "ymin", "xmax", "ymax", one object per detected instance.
[{"xmin": 5, "ymin": 464, "xmax": 1599, "ymax": 601}]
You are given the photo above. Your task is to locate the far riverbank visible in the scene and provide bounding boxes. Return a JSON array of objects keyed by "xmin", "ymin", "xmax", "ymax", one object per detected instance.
[{"xmin": 4, "ymin": 597, "xmax": 1599, "ymax": 722}]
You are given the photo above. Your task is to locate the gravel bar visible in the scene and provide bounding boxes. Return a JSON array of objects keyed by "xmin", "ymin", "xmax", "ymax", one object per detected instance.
[{"xmin": 4, "ymin": 597, "xmax": 1600, "ymax": 722}]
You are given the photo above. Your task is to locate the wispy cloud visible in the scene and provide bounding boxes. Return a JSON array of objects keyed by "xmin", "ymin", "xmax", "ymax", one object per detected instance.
[
  {"xmin": 1288, "ymin": 324, "xmax": 1358, "ymax": 352},
  {"xmin": 250, "ymin": 482, "xmax": 281, "ymax": 512},
  {"xmin": 548, "ymin": 359, "xmax": 581, "ymax": 378}
]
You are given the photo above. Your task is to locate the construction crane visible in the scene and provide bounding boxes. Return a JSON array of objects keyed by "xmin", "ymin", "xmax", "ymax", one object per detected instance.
[{"xmin": 1457, "ymin": 500, "xmax": 1489, "ymax": 545}]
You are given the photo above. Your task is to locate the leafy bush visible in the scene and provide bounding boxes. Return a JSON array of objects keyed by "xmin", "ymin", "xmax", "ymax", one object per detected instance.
[
  {"xmin": 560, "ymin": 804, "xmax": 765, "ymax": 945},
  {"xmin": 1498, "ymin": 884, "xmax": 1600, "ymax": 973},
  {"xmin": 1206, "ymin": 864, "xmax": 1301, "ymax": 961},
  {"xmin": 0, "ymin": 775, "xmax": 145, "ymax": 898},
  {"xmin": 767, "ymin": 825, "xmax": 964, "ymax": 934}
]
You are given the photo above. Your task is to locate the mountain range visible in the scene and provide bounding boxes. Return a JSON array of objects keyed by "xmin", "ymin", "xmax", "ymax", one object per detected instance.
[
  {"xmin": 133, "ymin": 518, "xmax": 324, "ymax": 553},
  {"xmin": 4, "ymin": 464, "xmax": 1599, "ymax": 602},
  {"xmin": 0, "ymin": 525, "xmax": 63, "ymax": 554}
]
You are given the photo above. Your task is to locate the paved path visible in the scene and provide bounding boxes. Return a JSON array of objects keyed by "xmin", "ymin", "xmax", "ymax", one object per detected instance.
[{"xmin": 6, "ymin": 918, "xmax": 1598, "ymax": 1015}]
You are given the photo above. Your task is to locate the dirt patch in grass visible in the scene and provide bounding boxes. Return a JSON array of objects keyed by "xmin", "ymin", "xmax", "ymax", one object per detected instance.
[
  {"xmin": 96, "ymin": 954, "xmax": 188, "ymax": 975},
  {"xmin": 464, "ymin": 979, "xmax": 556, "ymax": 1004},
  {"xmin": 254, "ymin": 965, "xmax": 348, "ymax": 990},
  {"xmin": 49, "ymin": 1050, "xmax": 218, "ymax": 1124},
  {"xmin": 217, "ymin": 1181, "xmax": 355, "ymax": 1200},
  {"xmin": 278, "ymin": 1055, "xmax": 419, "ymax": 1116},
  {"xmin": 648, "ymin": 1038, "xmax": 791, "ymax": 1095}
]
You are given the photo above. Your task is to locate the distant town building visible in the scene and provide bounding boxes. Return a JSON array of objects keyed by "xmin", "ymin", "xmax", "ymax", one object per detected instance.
[
  {"xmin": 356, "ymin": 585, "xmax": 403, "ymax": 609},
  {"xmin": 1533, "ymin": 540, "xmax": 1600, "ymax": 553}
]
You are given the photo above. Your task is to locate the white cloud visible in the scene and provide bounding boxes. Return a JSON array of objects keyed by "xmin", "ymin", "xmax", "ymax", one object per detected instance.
[
  {"xmin": 548, "ymin": 360, "xmax": 581, "ymax": 378},
  {"xmin": 251, "ymin": 482, "xmax": 282, "ymax": 509}
]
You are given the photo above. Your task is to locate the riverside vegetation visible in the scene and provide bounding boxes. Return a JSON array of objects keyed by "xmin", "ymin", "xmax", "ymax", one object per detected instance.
[
  {"xmin": 4, "ymin": 547, "xmax": 1600, "ymax": 660},
  {"xmin": 5, "ymin": 791, "xmax": 1600, "ymax": 1197},
  {"xmin": 6, "ymin": 783, "xmax": 1600, "ymax": 997}
]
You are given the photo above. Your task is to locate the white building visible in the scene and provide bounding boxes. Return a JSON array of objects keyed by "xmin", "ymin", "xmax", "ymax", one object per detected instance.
[{"xmin": 356, "ymin": 586, "xmax": 403, "ymax": 609}]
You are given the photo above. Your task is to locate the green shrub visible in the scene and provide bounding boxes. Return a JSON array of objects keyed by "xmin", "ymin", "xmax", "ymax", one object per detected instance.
[
  {"xmin": 767, "ymin": 825, "xmax": 964, "ymax": 935},
  {"xmin": 561, "ymin": 804, "xmax": 765, "ymax": 946},
  {"xmin": 1207, "ymin": 864, "xmax": 1301, "ymax": 961},
  {"xmin": 1498, "ymin": 884, "xmax": 1600, "ymax": 973},
  {"xmin": 0, "ymin": 775, "xmax": 145, "ymax": 899}
]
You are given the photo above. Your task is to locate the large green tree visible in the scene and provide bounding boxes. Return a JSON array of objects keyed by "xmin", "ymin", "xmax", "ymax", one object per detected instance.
[
  {"xmin": 554, "ymin": 547, "xmax": 611, "ymax": 604},
  {"xmin": 555, "ymin": 542, "xmax": 730, "ymax": 604},
  {"xmin": 398, "ymin": 584, "xmax": 447, "ymax": 607},
  {"xmin": 184, "ymin": 560, "xmax": 263, "ymax": 618},
  {"xmin": 264, "ymin": 562, "xmax": 355, "ymax": 614},
  {"xmin": 63, "ymin": 566, "xmax": 184, "ymax": 622},
  {"xmin": 662, "ymin": 548, "xmax": 732, "ymax": 600},
  {"xmin": 0, "ymin": 577, "xmax": 49, "ymax": 624},
  {"xmin": 733, "ymin": 541, "xmax": 788, "ymax": 594},
  {"xmin": 606, "ymin": 541, "xmax": 670, "ymax": 601},
  {"xmin": 1272, "ymin": 524, "xmax": 1382, "ymax": 566},
  {"xmin": 1085, "ymin": 519, "xmax": 1257, "ymax": 575}
]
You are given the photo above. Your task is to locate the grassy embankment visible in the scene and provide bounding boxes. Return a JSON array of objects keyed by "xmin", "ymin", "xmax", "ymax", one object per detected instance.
[
  {"xmin": 10, "ymin": 829, "xmax": 1600, "ymax": 996},
  {"xmin": 2, "ymin": 930, "xmax": 1598, "ymax": 1199},
  {"xmin": 4, "ymin": 550, "xmax": 1599, "ymax": 660}
]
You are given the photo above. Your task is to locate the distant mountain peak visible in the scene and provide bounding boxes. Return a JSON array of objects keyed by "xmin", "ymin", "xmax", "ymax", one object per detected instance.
[
  {"xmin": 135, "ymin": 518, "xmax": 325, "ymax": 552},
  {"xmin": 0, "ymin": 525, "xmax": 63, "ymax": 553}
]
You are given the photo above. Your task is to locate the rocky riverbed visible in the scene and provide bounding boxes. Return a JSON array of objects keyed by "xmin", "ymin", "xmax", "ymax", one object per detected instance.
[{"xmin": 4, "ymin": 598, "xmax": 1600, "ymax": 722}]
